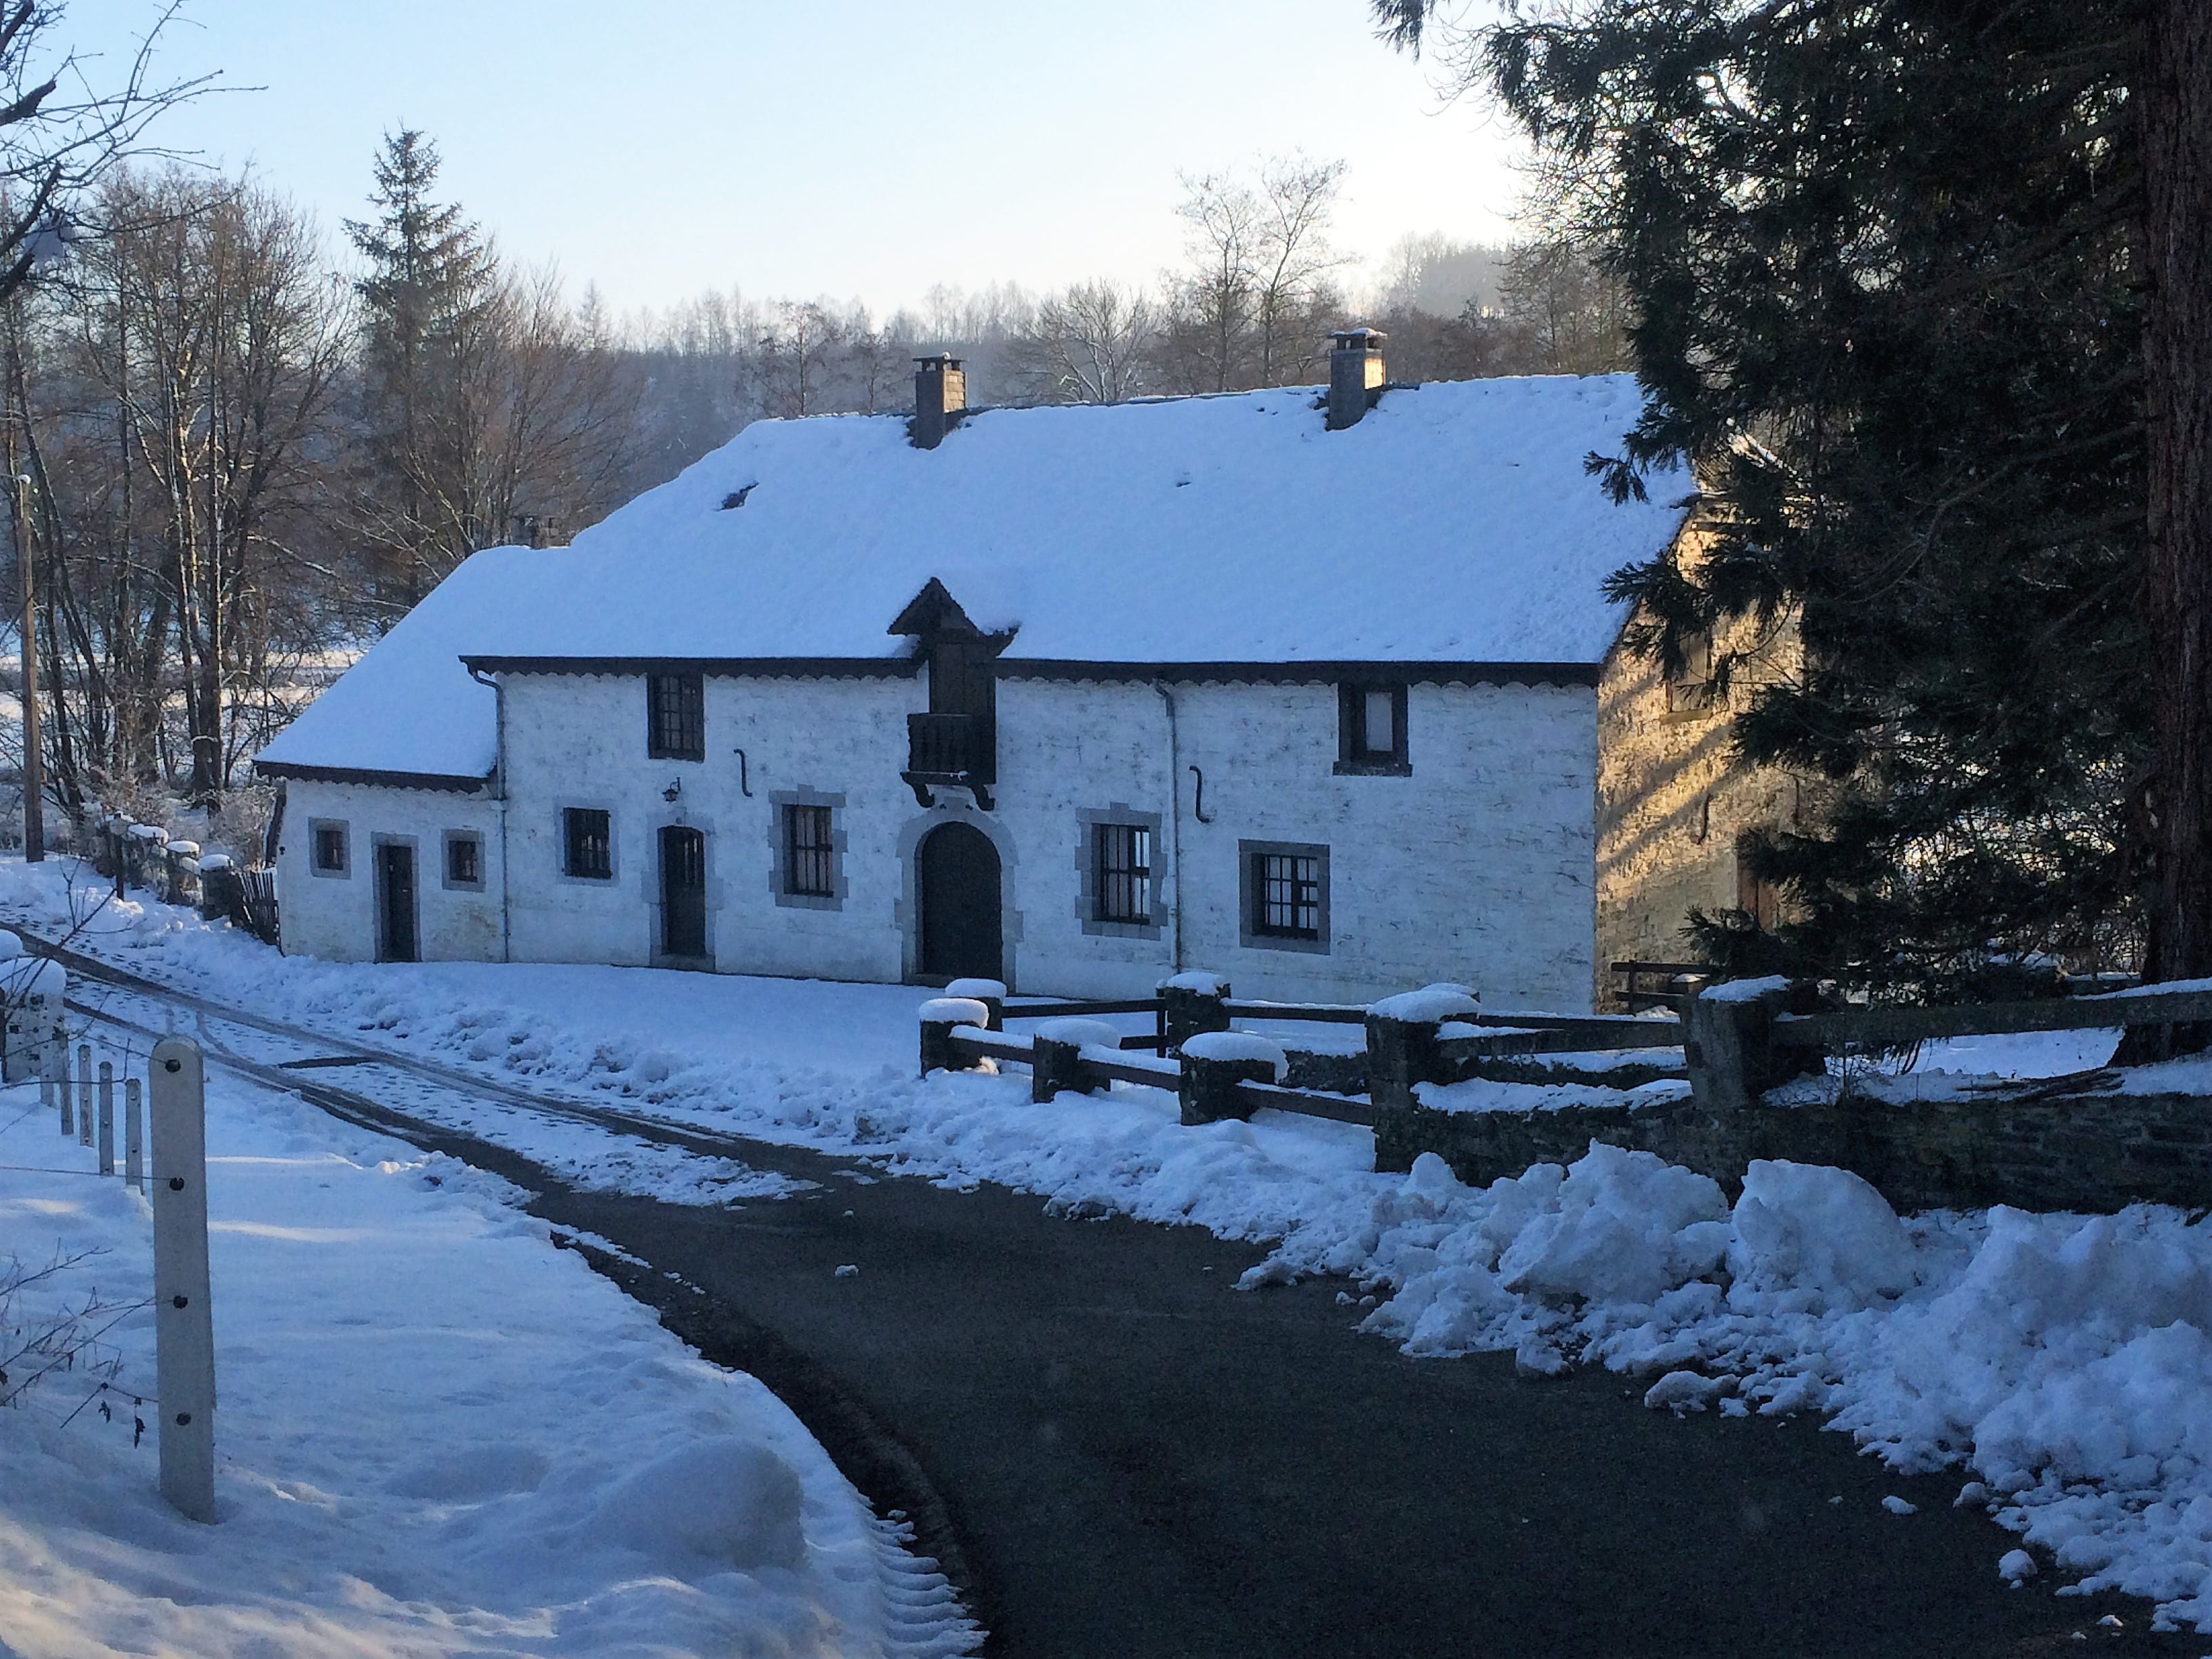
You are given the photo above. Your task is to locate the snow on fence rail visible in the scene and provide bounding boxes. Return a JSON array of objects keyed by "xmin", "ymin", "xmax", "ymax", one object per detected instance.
[{"xmin": 924, "ymin": 971, "xmax": 2212, "ymax": 1214}]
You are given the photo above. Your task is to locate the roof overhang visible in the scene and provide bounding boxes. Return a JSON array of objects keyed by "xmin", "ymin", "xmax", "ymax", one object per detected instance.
[{"xmin": 253, "ymin": 760, "xmax": 493, "ymax": 794}]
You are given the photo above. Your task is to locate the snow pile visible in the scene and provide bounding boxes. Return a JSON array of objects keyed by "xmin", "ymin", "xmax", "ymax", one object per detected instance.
[
  {"xmin": 7, "ymin": 861, "xmax": 2212, "ymax": 1629},
  {"xmin": 0, "ymin": 1044, "xmax": 978, "ymax": 1656}
]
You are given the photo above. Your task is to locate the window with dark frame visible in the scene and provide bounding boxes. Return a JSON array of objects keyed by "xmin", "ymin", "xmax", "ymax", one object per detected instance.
[
  {"xmin": 1092, "ymin": 822, "xmax": 1151, "ymax": 925},
  {"xmin": 312, "ymin": 823, "xmax": 348, "ymax": 874},
  {"xmin": 1666, "ymin": 632, "xmax": 1719, "ymax": 715},
  {"xmin": 782, "ymin": 803, "xmax": 834, "ymax": 898},
  {"xmin": 1253, "ymin": 851, "xmax": 1322, "ymax": 939},
  {"xmin": 563, "ymin": 808, "xmax": 613, "ymax": 880},
  {"xmin": 445, "ymin": 834, "xmax": 481, "ymax": 888},
  {"xmin": 1338, "ymin": 682, "xmax": 1408, "ymax": 772},
  {"xmin": 647, "ymin": 672, "xmax": 705, "ymax": 760}
]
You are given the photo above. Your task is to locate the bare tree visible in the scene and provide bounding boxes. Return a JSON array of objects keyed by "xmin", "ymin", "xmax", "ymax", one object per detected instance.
[
  {"xmin": 1009, "ymin": 280, "xmax": 1156, "ymax": 404},
  {"xmin": 1158, "ymin": 156, "xmax": 1349, "ymax": 394}
]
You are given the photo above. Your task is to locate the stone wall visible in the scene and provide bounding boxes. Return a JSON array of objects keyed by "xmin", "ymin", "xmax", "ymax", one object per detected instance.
[
  {"xmin": 1378, "ymin": 1085, "xmax": 2212, "ymax": 1214},
  {"xmin": 1593, "ymin": 524, "xmax": 1811, "ymax": 1007}
]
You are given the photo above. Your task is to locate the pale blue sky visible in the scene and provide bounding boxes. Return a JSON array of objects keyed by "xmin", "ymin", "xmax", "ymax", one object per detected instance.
[{"xmin": 63, "ymin": 0, "xmax": 1521, "ymax": 319}]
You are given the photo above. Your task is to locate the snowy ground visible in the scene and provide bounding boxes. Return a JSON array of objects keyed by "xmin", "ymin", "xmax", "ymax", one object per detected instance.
[
  {"xmin": 3, "ymin": 857, "xmax": 2211, "ymax": 1637},
  {"xmin": 0, "ymin": 1031, "xmax": 976, "ymax": 1654}
]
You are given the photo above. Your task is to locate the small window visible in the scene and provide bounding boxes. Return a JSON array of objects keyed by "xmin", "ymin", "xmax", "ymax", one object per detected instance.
[
  {"xmin": 647, "ymin": 672, "xmax": 705, "ymax": 761},
  {"xmin": 310, "ymin": 820, "xmax": 349, "ymax": 876},
  {"xmin": 1093, "ymin": 823, "xmax": 1151, "ymax": 925},
  {"xmin": 563, "ymin": 808, "xmax": 613, "ymax": 880},
  {"xmin": 1336, "ymin": 683, "xmax": 1409, "ymax": 774},
  {"xmin": 444, "ymin": 832, "xmax": 483, "ymax": 890},
  {"xmin": 1666, "ymin": 632, "xmax": 1719, "ymax": 715},
  {"xmin": 782, "ymin": 803, "xmax": 834, "ymax": 898}
]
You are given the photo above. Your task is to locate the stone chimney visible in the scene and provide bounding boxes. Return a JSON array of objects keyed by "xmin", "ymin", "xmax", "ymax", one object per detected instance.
[
  {"xmin": 1326, "ymin": 328, "xmax": 1388, "ymax": 430},
  {"xmin": 912, "ymin": 353, "xmax": 968, "ymax": 450}
]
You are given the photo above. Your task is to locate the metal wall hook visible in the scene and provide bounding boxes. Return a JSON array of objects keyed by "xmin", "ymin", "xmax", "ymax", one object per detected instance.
[{"xmin": 733, "ymin": 747, "xmax": 754, "ymax": 798}]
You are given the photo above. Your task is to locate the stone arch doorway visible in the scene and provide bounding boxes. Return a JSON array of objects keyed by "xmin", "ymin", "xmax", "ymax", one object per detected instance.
[{"xmin": 917, "ymin": 821, "xmax": 1003, "ymax": 983}]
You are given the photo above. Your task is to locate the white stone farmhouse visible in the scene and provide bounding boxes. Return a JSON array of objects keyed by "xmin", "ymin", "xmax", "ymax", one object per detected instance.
[{"xmin": 257, "ymin": 336, "xmax": 1776, "ymax": 1009}]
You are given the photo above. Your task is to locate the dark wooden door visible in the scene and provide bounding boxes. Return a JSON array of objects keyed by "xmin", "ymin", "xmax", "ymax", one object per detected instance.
[
  {"xmin": 375, "ymin": 843, "xmax": 417, "ymax": 964},
  {"xmin": 661, "ymin": 825, "xmax": 708, "ymax": 959},
  {"xmin": 918, "ymin": 821, "xmax": 1002, "ymax": 982}
]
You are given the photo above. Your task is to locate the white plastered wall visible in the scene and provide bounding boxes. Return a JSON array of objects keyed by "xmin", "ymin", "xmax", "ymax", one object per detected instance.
[
  {"xmin": 363, "ymin": 666, "xmax": 1600, "ymax": 1008},
  {"xmin": 996, "ymin": 676, "xmax": 1601, "ymax": 1008},
  {"xmin": 270, "ymin": 779, "xmax": 505, "ymax": 963}
]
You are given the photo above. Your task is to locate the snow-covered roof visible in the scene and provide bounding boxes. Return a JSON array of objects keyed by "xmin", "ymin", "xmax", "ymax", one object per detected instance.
[
  {"xmin": 254, "ymin": 551, "xmax": 525, "ymax": 786},
  {"xmin": 258, "ymin": 374, "xmax": 1686, "ymax": 785}
]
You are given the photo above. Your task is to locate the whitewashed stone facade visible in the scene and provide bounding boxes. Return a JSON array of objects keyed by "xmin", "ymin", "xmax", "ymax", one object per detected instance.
[{"xmin": 260, "ymin": 359, "xmax": 1761, "ymax": 1012}]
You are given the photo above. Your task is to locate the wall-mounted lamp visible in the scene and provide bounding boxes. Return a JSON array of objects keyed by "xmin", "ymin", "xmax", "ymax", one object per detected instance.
[{"xmin": 662, "ymin": 779, "xmax": 682, "ymax": 804}]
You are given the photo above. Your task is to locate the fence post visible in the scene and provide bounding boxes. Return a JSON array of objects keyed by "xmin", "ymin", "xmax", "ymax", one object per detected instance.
[
  {"xmin": 96, "ymin": 1060, "xmax": 114, "ymax": 1176},
  {"xmin": 1683, "ymin": 979, "xmax": 1819, "ymax": 1116},
  {"xmin": 1031, "ymin": 1034, "xmax": 1084, "ymax": 1103},
  {"xmin": 918, "ymin": 997, "xmax": 991, "ymax": 1078},
  {"xmin": 943, "ymin": 977, "xmax": 1006, "ymax": 1031},
  {"xmin": 1366, "ymin": 985, "xmax": 1481, "ymax": 1173},
  {"xmin": 1179, "ymin": 1051, "xmax": 1274, "ymax": 1126},
  {"xmin": 76, "ymin": 1043, "xmax": 92, "ymax": 1146},
  {"xmin": 199, "ymin": 855, "xmax": 239, "ymax": 926},
  {"xmin": 1160, "ymin": 974, "xmax": 1233, "ymax": 1052},
  {"xmin": 46, "ymin": 1038, "xmax": 66, "ymax": 1136},
  {"xmin": 125, "ymin": 1076, "xmax": 143, "ymax": 1193},
  {"xmin": 150, "ymin": 1036, "xmax": 216, "ymax": 1524}
]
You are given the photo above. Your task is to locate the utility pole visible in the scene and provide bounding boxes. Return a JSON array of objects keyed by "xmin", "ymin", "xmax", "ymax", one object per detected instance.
[{"xmin": 15, "ymin": 470, "xmax": 39, "ymax": 862}]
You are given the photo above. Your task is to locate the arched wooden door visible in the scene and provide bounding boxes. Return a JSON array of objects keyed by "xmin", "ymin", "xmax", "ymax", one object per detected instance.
[{"xmin": 918, "ymin": 821, "xmax": 1002, "ymax": 983}]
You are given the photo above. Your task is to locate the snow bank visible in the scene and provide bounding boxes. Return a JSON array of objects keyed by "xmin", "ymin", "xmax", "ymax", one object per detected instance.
[{"xmin": 0, "ymin": 1042, "xmax": 978, "ymax": 1656}]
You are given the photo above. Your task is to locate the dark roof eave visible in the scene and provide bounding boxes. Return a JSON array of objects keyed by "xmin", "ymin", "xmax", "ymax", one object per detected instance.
[
  {"xmin": 457, "ymin": 653, "xmax": 1598, "ymax": 687},
  {"xmin": 253, "ymin": 760, "xmax": 494, "ymax": 794}
]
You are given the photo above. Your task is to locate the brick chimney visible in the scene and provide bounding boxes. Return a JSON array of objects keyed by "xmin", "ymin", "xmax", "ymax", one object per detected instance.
[
  {"xmin": 1326, "ymin": 328, "xmax": 1387, "ymax": 430},
  {"xmin": 912, "ymin": 353, "xmax": 968, "ymax": 450}
]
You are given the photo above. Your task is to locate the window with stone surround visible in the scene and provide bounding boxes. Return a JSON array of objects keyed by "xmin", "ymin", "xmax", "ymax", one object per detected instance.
[{"xmin": 1240, "ymin": 839, "xmax": 1330, "ymax": 953}]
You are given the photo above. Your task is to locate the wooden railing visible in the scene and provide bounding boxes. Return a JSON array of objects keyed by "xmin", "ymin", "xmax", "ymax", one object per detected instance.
[{"xmin": 905, "ymin": 712, "xmax": 993, "ymax": 785}]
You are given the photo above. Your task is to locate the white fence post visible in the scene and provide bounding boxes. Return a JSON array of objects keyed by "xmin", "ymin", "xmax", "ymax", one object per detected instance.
[
  {"xmin": 125, "ymin": 1076, "xmax": 143, "ymax": 1193},
  {"xmin": 75, "ymin": 1043, "xmax": 91, "ymax": 1147},
  {"xmin": 47, "ymin": 1039, "xmax": 66, "ymax": 1136},
  {"xmin": 96, "ymin": 1060, "xmax": 114, "ymax": 1176},
  {"xmin": 150, "ymin": 1038, "xmax": 216, "ymax": 1523}
]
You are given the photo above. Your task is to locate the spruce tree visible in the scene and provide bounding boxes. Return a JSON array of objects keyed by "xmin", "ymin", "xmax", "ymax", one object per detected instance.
[
  {"xmin": 1377, "ymin": 1, "xmax": 2163, "ymax": 999},
  {"xmin": 346, "ymin": 129, "xmax": 498, "ymax": 605}
]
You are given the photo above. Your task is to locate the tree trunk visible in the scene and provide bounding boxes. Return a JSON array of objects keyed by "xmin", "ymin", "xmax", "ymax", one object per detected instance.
[{"xmin": 2137, "ymin": 0, "xmax": 2212, "ymax": 1049}]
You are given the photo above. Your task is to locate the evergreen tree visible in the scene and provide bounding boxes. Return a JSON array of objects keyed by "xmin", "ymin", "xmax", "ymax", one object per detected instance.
[
  {"xmin": 1377, "ymin": 1, "xmax": 2160, "ymax": 998},
  {"xmin": 346, "ymin": 129, "xmax": 498, "ymax": 603}
]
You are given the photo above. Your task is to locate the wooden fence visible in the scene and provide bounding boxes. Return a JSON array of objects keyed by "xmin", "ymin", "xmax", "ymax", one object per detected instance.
[
  {"xmin": 920, "ymin": 977, "xmax": 1685, "ymax": 1134},
  {"xmin": 922, "ymin": 971, "xmax": 2212, "ymax": 1211}
]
